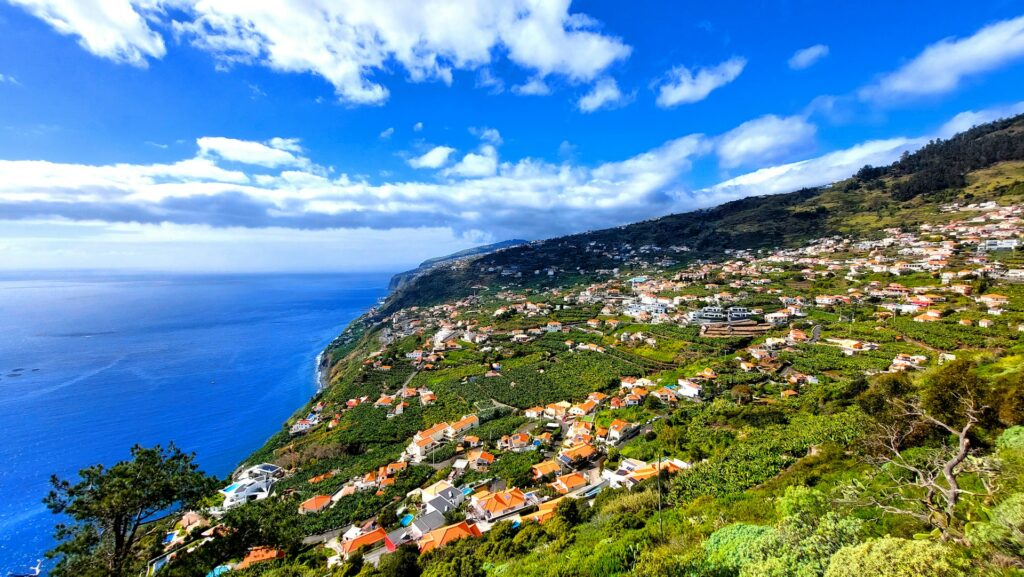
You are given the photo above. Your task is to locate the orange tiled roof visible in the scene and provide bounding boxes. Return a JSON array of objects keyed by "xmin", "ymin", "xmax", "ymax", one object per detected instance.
[
  {"xmin": 532, "ymin": 460, "xmax": 561, "ymax": 477},
  {"xmin": 237, "ymin": 547, "xmax": 284, "ymax": 569},
  {"xmin": 476, "ymin": 487, "xmax": 526, "ymax": 516},
  {"xmin": 300, "ymin": 495, "xmax": 332, "ymax": 512},
  {"xmin": 417, "ymin": 521, "xmax": 483, "ymax": 553},
  {"xmin": 551, "ymin": 472, "xmax": 587, "ymax": 494},
  {"xmin": 341, "ymin": 528, "xmax": 388, "ymax": 556}
]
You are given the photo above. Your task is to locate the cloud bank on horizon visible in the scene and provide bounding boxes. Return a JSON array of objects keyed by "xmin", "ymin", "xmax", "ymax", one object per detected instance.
[{"xmin": 1, "ymin": 2, "xmax": 1024, "ymax": 271}]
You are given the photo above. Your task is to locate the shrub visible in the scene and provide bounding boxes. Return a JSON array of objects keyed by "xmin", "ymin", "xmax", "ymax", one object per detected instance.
[{"xmin": 823, "ymin": 538, "xmax": 969, "ymax": 577}]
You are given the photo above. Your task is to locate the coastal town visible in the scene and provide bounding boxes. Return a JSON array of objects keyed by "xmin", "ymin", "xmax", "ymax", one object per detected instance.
[{"xmin": 147, "ymin": 199, "xmax": 1024, "ymax": 575}]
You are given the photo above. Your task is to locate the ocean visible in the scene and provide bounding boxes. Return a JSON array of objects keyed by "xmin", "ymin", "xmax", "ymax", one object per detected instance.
[{"xmin": 0, "ymin": 272, "xmax": 390, "ymax": 573}]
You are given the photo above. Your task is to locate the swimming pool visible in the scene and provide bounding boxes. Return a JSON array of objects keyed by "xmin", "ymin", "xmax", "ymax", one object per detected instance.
[{"xmin": 400, "ymin": 513, "xmax": 414, "ymax": 526}]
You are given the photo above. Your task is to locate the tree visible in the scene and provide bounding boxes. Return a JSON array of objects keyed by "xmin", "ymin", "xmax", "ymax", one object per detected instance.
[
  {"xmin": 44, "ymin": 444, "xmax": 216, "ymax": 577},
  {"xmin": 335, "ymin": 551, "xmax": 363, "ymax": 576},
  {"xmin": 731, "ymin": 385, "xmax": 753, "ymax": 405},
  {"xmin": 823, "ymin": 538, "xmax": 969, "ymax": 577},
  {"xmin": 222, "ymin": 496, "xmax": 304, "ymax": 554},
  {"xmin": 556, "ymin": 498, "xmax": 586, "ymax": 526},
  {"xmin": 377, "ymin": 543, "xmax": 421, "ymax": 577},
  {"xmin": 858, "ymin": 362, "xmax": 998, "ymax": 542}
]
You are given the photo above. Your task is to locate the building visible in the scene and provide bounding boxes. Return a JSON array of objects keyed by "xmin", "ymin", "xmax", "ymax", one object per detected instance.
[
  {"xmin": 417, "ymin": 521, "xmax": 483, "ymax": 553},
  {"xmin": 470, "ymin": 487, "xmax": 531, "ymax": 520},
  {"xmin": 550, "ymin": 472, "xmax": 588, "ymax": 494}
]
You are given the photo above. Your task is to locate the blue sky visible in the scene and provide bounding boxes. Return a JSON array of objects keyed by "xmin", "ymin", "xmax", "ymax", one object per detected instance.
[{"xmin": 1, "ymin": 1, "xmax": 1023, "ymax": 272}]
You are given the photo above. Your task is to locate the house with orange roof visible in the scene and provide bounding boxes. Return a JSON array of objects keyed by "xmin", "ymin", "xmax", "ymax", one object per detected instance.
[
  {"xmin": 569, "ymin": 399, "xmax": 599, "ymax": 417},
  {"xmin": 587, "ymin": 391, "xmax": 608, "ymax": 404},
  {"xmin": 407, "ymin": 421, "xmax": 450, "ymax": 461},
  {"xmin": 466, "ymin": 449, "xmax": 496, "ymax": 471},
  {"xmin": 558, "ymin": 443, "xmax": 598, "ymax": 467},
  {"xmin": 524, "ymin": 498, "xmax": 564, "ymax": 524},
  {"xmin": 913, "ymin": 309, "xmax": 943, "ymax": 323},
  {"xmin": 236, "ymin": 547, "xmax": 284, "ymax": 570},
  {"xmin": 607, "ymin": 419, "xmax": 633, "ymax": 443},
  {"xmin": 446, "ymin": 414, "xmax": 479, "ymax": 438},
  {"xmin": 498, "ymin": 432, "xmax": 532, "ymax": 452},
  {"xmin": 524, "ymin": 406, "xmax": 545, "ymax": 419},
  {"xmin": 623, "ymin": 459, "xmax": 689, "ymax": 489},
  {"xmin": 337, "ymin": 528, "xmax": 390, "ymax": 560},
  {"xmin": 544, "ymin": 402, "xmax": 571, "ymax": 420},
  {"xmin": 308, "ymin": 471, "xmax": 336, "ymax": 484},
  {"xmin": 299, "ymin": 495, "xmax": 332, "ymax": 514},
  {"xmin": 550, "ymin": 471, "xmax": 588, "ymax": 494},
  {"xmin": 532, "ymin": 460, "xmax": 561, "ymax": 480},
  {"xmin": 416, "ymin": 521, "xmax": 483, "ymax": 553},
  {"xmin": 698, "ymin": 368, "xmax": 718, "ymax": 379},
  {"xmin": 470, "ymin": 487, "xmax": 530, "ymax": 520},
  {"xmin": 652, "ymin": 387, "xmax": 678, "ymax": 404}
]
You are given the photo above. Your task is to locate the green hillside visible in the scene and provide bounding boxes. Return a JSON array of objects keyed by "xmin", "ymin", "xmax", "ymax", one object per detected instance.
[
  {"xmin": 45, "ymin": 115, "xmax": 1024, "ymax": 577},
  {"xmin": 381, "ymin": 114, "xmax": 1024, "ymax": 315}
]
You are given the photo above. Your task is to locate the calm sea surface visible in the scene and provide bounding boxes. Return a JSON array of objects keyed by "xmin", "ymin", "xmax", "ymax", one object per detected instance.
[{"xmin": 0, "ymin": 272, "xmax": 389, "ymax": 573}]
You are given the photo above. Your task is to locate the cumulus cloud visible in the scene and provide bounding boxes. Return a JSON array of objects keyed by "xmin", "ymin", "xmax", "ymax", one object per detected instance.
[
  {"xmin": 408, "ymin": 145, "xmax": 456, "ymax": 169},
  {"xmin": 443, "ymin": 145, "xmax": 499, "ymax": 178},
  {"xmin": 788, "ymin": 44, "xmax": 829, "ymax": 70},
  {"xmin": 8, "ymin": 0, "xmax": 166, "ymax": 67},
  {"xmin": 197, "ymin": 137, "xmax": 309, "ymax": 168},
  {"xmin": 577, "ymin": 77, "xmax": 631, "ymax": 112},
  {"xmin": 716, "ymin": 114, "xmax": 817, "ymax": 169},
  {"xmin": 11, "ymin": 0, "xmax": 631, "ymax": 104},
  {"xmin": 512, "ymin": 77, "xmax": 551, "ymax": 95},
  {"xmin": 0, "ymin": 131, "xmax": 706, "ymax": 240},
  {"xmin": 861, "ymin": 15, "xmax": 1024, "ymax": 101},
  {"xmin": 413, "ymin": 122, "xmax": 424, "ymax": 132},
  {"xmin": 654, "ymin": 57, "xmax": 746, "ymax": 107},
  {"xmin": 379, "ymin": 127, "xmax": 395, "ymax": 139}
]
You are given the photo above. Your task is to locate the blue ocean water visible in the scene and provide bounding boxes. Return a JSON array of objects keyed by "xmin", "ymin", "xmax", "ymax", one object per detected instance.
[{"xmin": 0, "ymin": 272, "xmax": 389, "ymax": 573}]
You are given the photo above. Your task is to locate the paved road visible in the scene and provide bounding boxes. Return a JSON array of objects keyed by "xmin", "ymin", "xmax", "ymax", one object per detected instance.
[{"xmin": 809, "ymin": 325, "xmax": 823, "ymax": 343}]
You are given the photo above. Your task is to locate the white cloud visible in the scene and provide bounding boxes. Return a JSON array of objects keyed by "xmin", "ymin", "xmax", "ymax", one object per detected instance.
[
  {"xmin": 8, "ymin": 0, "xmax": 166, "ymax": 67},
  {"xmin": 2, "ymin": 103, "xmax": 1012, "ymax": 270},
  {"xmin": 577, "ymin": 77, "xmax": 631, "ymax": 112},
  {"xmin": 716, "ymin": 114, "xmax": 817, "ymax": 169},
  {"xmin": 197, "ymin": 137, "xmax": 308, "ymax": 168},
  {"xmin": 654, "ymin": 57, "xmax": 746, "ymax": 107},
  {"xmin": 0, "ymin": 73, "xmax": 20, "ymax": 85},
  {"xmin": 696, "ymin": 137, "xmax": 919, "ymax": 206},
  {"xmin": 788, "ymin": 44, "xmax": 829, "ymax": 70},
  {"xmin": 937, "ymin": 101, "xmax": 1024, "ymax": 138},
  {"xmin": 12, "ymin": 0, "xmax": 630, "ymax": 104},
  {"xmin": 470, "ymin": 127, "xmax": 502, "ymax": 145},
  {"xmin": 413, "ymin": 122, "xmax": 424, "ymax": 132},
  {"xmin": 512, "ymin": 77, "xmax": 551, "ymax": 95},
  {"xmin": 861, "ymin": 15, "xmax": 1024, "ymax": 101},
  {"xmin": 379, "ymin": 127, "xmax": 395, "ymax": 139},
  {"xmin": 408, "ymin": 145, "xmax": 456, "ymax": 169},
  {"xmin": 444, "ymin": 144, "xmax": 498, "ymax": 178}
]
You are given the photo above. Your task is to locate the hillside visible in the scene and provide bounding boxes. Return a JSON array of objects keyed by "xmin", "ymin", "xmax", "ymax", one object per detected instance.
[
  {"xmin": 380, "ymin": 114, "xmax": 1024, "ymax": 315},
  {"xmin": 82, "ymin": 115, "xmax": 1024, "ymax": 577},
  {"xmin": 387, "ymin": 239, "xmax": 528, "ymax": 292}
]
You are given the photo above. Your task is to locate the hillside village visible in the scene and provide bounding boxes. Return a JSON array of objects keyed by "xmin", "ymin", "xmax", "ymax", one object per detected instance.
[{"xmin": 148, "ymin": 196, "xmax": 1024, "ymax": 575}]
